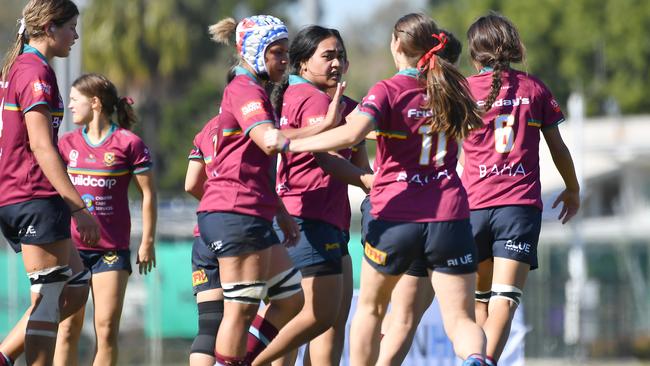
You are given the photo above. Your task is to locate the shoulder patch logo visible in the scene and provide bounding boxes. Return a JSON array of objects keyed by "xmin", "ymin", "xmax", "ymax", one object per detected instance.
[
  {"xmin": 32, "ymin": 80, "xmax": 51, "ymax": 97},
  {"xmin": 241, "ymin": 100, "xmax": 264, "ymax": 119}
]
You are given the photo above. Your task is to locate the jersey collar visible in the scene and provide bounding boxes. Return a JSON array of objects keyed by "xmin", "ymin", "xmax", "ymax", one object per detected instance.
[
  {"xmin": 479, "ymin": 66, "xmax": 494, "ymax": 74},
  {"xmin": 234, "ymin": 66, "xmax": 259, "ymax": 83},
  {"xmin": 396, "ymin": 68, "xmax": 419, "ymax": 78},
  {"xmin": 22, "ymin": 44, "xmax": 49, "ymax": 65},
  {"xmin": 288, "ymin": 74, "xmax": 311, "ymax": 85},
  {"xmin": 83, "ymin": 122, "xmax": 118, "ymax": 148}
]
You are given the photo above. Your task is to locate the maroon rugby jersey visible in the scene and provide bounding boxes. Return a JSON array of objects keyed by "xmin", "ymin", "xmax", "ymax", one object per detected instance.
[
  {"xmin": 462, "ymin": 68, "xmax": 565, "ymax": 210},
  {"xmin": 277, "ymin": 75, "xmax": 351, "ymax": 230},
  {"xmin": 197, "ymin": 67, "xmax": 278, "ymax": 221},
  {"xmin": 188, "ymin": 116, "xmax": 220, "ymax": 237},
  {"xmin": 0, "ymin": 45, "xmax": 64, "ymax": 207},
  {"xmin": 59, "ymin": 124, "xmax": 152, "ymax": 250},
  {"xmin": 357, "ymin": 68, "xmax": 469, "ymax": 222}
]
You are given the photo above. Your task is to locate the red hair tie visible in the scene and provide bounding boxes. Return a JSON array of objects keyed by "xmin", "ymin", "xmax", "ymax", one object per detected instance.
[
  {"xmin": 416, "ymin": 33, "xmax": 448, "ymax": 72},
  {"xmin": 121, "ymin": 96, "xmax": 134, "ymax": 105}
]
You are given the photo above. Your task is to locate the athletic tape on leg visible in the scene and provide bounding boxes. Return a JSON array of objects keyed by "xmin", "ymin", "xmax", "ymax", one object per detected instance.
[
  {"xmin": 191, "ymin": 300, "xmax": 224, "ymax": 356},
  {"xmin": 490, "ymin": 284, "xmax": 523, "ymax": 306},
  {"xmin": 66, "ymin": 268, "xmax": 91, "ymax": 287},
  {"xmin": 266, "ymin": 267, "xmax": 302, "ymax": 300},
  {"xmin": 475, "ymin": 290, "xmax": 491, "ymax": 303},
  {"xmin": 222, "ymin": 281, "xmax": 266, "ymax": 304},
  {"xmin": 27, "ymin": 266, "xmax": 71, "ymax": 324}
]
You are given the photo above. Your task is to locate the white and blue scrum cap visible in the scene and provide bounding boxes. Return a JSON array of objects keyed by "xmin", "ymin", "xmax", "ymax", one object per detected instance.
[{"xmin": 236, "ymin": 15, "xmax": 288, "ymax": 75}]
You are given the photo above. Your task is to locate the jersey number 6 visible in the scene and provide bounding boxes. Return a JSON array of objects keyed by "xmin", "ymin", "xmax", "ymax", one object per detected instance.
[{"xmin": 494, "ymin": 114, "xmax": 515, "ymax": 153}]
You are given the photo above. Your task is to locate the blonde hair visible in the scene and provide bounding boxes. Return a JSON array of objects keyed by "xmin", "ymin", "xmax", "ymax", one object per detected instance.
[
  {"xmin": 1, "ymin": 0, "xmax": 79, "ymax": 82},
  {"xmin": 208, "ymin": 17, "xmax": 236, "ymax": 45}
]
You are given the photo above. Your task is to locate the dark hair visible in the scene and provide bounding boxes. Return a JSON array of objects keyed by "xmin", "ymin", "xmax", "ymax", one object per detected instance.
[
  {"xmin": 438, "ymin": 29, "xmax": 461, "ymax": 65},
  {"xmin": 393, "ymin": 13, "xmax": 482, "ymax": 140},
  {"xmin": 271, "ymin": 25, "xmax": 343, "ymax": 115},
  {"xmin": 72, "ymin": 73, "xmax": 137, "ymax": 130},
  {"xmin": 467, "ymin": 12, "xmax": 525, "ymax": 111},
  {"xmin": 2, "ymin": 0, "xmax": 79, "ymax": 82}
]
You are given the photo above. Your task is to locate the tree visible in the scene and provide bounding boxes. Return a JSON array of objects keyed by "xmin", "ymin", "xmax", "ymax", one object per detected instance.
[
  {"xmin": 81, "ymin": 0, "xmax": 295, "ymax": 193},
  {"xmin": 427, "ymin": 0, "xmax": 650, "ymax": 115}
]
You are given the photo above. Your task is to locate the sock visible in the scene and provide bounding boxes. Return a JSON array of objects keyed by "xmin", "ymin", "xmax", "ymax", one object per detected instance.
[
  {"xmin": 0, "ymin": 352, "xmax": 13, "ymax": 366},
  {"xmin": 462, "ymin": 353, "xmax": 486, "ymax": 366},
  {"xmin": 485, "ymin": 355, "xmax": 497, "ymax": 366},
  {"xmin": 246, "ymin": 314, "xmax": 279, "ymax": 362},
  {"xmin": 214, "ymin": 350, "xmax": 249, "ymax": 366}
]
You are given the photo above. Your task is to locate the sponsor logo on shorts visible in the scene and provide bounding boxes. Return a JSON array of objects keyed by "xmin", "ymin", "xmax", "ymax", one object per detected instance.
[
  {"xmin": 209, "ymin": 240, "xmax": 223, "ymax": 252},
  {"xmin": 446, "ymin": 253, "xmax": 473, "ymax": 267},
  {"xmin": 19, "ymin": 225, "xmax": 37, "ymax": 237},
  {"xmin": 504, "ymin": 240, "xmax": 531, "ymax": 254},
  {"xmin": 241, "ymin": 100, "xmax": 264, "ymax": 119},
  {"xmin": 364, "ymin": 242, "xmax": 387, "ymax": 266},
  {"xmin": 102, "ymin": 252, "xmax": 119, "ymax": 265},
  {"xmin": 103, "ymin": 152, "xmax": 115, "ymax": 166},
  {"xmin": 192, "ymin": 269, "xmax": 208, "ymax": 287},
  {"xmin": 324, "ymin": 242, "xmax": 340, "ymax": 251}
]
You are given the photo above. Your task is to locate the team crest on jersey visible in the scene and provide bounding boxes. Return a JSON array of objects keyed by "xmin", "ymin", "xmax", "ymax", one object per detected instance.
[
  {"xmin": 103, "ymin": 152, "xmax": 115, "ymax": 166},
  {"xmin": 192, "ymin": 269, "xmax": 208, "ymax": 287},
  {"xmin": 364, "ymin": 242, "xmax": 387, "ymax": 265},
  {"xmin": 32, "ymin": 80, "xmax": 51, "ymax": 97},
  {"xmin": 102, "ymin": 252, "xmax": 119, "ymax": 265}
]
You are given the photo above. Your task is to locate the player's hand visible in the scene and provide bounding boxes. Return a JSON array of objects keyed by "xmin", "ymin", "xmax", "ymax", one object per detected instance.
[
  {"xmin": 360, "ymin": 173, "xmax": 375, "ymax": 193},
  {"xmin": 136, "ymin": 244, "xmax": 156, "ymax": 275},
  {"xmin": 264, "ymin": 129, "xmax": 287, "ymax": 153},
  {"xmin": 73, "ymin": 209, "xmax": 100, "ymax": 246},
  {"xmin": 276, "ymin": 209, "xmax": 300, "ymax": 247},
  {"xmin": 325, "ymin": 81, "xmax": 347, "ymax": 128},
  {"xmin": 552, "ymin": 188, "xmax": 580, "ymax": 224}
]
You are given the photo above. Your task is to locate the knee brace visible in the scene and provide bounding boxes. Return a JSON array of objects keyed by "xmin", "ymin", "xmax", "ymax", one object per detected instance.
[
  {"xmin": 27, "ymin": 265, "xmax": 71, "ymax": 334},
  {"xmin": 66, "ymin": 268, "xmax": 91, "ymax": 287},
  {"xmin": 222, "ymin": 281, "xmax": 266, "ymax": 305},
  {"xmin": 475, "ymin": 290, "xmax": 491, "ymax": 303},
  {"xmin": 266, "ymin": 268, "xmax": 302, "ymax": 300},
  {"xmin": 491, "ymin": 284, "xmax": 523, "ymax": 306},
  {"xmin": 190, "ymin": 300, "xmax": 224, "ymax": 356}
]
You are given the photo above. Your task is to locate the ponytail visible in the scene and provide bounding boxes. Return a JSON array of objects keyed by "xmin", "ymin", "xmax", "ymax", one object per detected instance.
[
  {"xmin": 483, "ymin": 60, "xmax": 508, "ymax": 112},
  {"xmin": 421, "ymin": 57, "xmax": 483, "ymax": 140},
  {"xmin": 1, "ymin": 32, "xmax": 25, "ymax": 84},
  {"xmin": 73, "ymin": 73, "xmax": 137, "ymax": 130},
  {"xmin": 208, "ymin": 18, "xmax": 236, "ymax": 45},
  {"xmin": 467, "ymin": 12, "xmax": 526, "ymax": 112},
  {"xmin": 271, "ymin": 73, "xmax": 290, "ymax": 117},
  {"xmin": 116, "ymin": 96, "xmax": 137, "ymax": 130}
]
